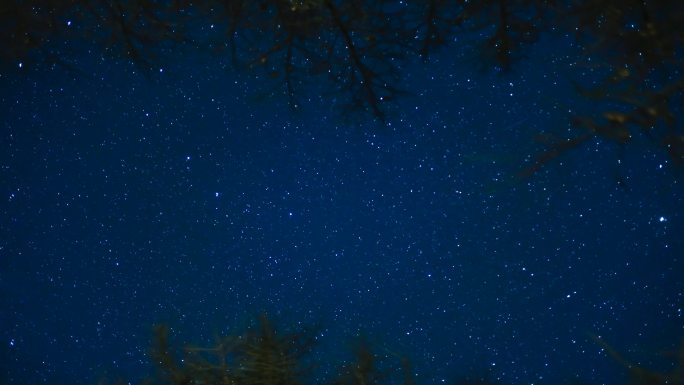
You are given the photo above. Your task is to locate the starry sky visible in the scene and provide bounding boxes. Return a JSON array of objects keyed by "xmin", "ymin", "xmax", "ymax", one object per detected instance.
[{"xmin": 1, "ymin": 22, "xmax": 683, "ymax": 385}]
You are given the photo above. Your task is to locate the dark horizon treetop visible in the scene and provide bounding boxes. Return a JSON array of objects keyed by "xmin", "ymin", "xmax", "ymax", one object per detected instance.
[
  {"xmin": 2, "ymin": 0, "xmax": 683, "ymax": 174},
  {"xmin": 127, "ymin": 314, "xmax": 684, "ymax": 385}
]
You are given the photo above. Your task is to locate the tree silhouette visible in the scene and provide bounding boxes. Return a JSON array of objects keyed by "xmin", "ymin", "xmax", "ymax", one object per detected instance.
[
  {"xmin": 143, "ymin": 314, "xmax": 414, "ymax": 385},
  {"xmin": 556, "ymin": 0, "xmax": 684, "ymax": 171},
  {"xmin": 2, "ymin": 0, "xmax": 683, "ymax": 172},
  {"xmin": 148, "ymin": 313, "xmax": 316, "ymax": 385},
  {"xmin": 592, "ymin": 335, "xmax": 684, "ymax": 385},
  {"xmin": 133, "ymin": 315, "xmax": 684, "ymax": 385}
]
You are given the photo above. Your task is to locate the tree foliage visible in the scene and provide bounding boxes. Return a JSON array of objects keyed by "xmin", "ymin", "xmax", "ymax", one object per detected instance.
[
  {"xmin": 145, "ymin": 314, "xmax": 409, "ymax": 385},
  {"xmin": 592, "ymin": 335, "xmax": 684, "ymax": 385},
  {"xmin": 147, "ymin": 314, "xmax": 315, "ymax": 385},
  {"xmin": 2, "ymin": 0, "xmax": 683, "ymax": 172},
  {"xmin": 136, "ymin": 316, "xmax": 684, "ymax": 385}
]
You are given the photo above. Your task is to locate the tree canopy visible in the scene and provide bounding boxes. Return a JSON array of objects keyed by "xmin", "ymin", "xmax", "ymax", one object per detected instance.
[
  {"xmin": 2, "ymin": 0, "xmax": 683, "ymax": 172},
  {"xmin": 110, "ymin": 314, "xmax": 684, "ymax": 385}
]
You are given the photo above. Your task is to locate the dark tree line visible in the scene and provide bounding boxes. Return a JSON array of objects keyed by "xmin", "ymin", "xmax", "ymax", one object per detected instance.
[
  {"xmin": 101, "ymin": 314, "xmax": 683, "ymax": 385},
  {"xmin": 2, "ymin": 0, "xmax": 683, "ymax": 173},
  {"xmin": 139, "ymin": 314, "xmax": 413, "ymax": 385}
]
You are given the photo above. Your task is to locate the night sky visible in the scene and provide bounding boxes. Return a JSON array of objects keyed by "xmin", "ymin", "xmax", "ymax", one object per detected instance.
[{"xmin": 1, "ymin": 22, "xmax": 683, "ymax": 385}]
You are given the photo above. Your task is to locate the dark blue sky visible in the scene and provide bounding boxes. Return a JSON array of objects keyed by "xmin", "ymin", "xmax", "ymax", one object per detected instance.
[{"xmin": 1, "ymin": 25, "xmax": 683, "ymax": 385}]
